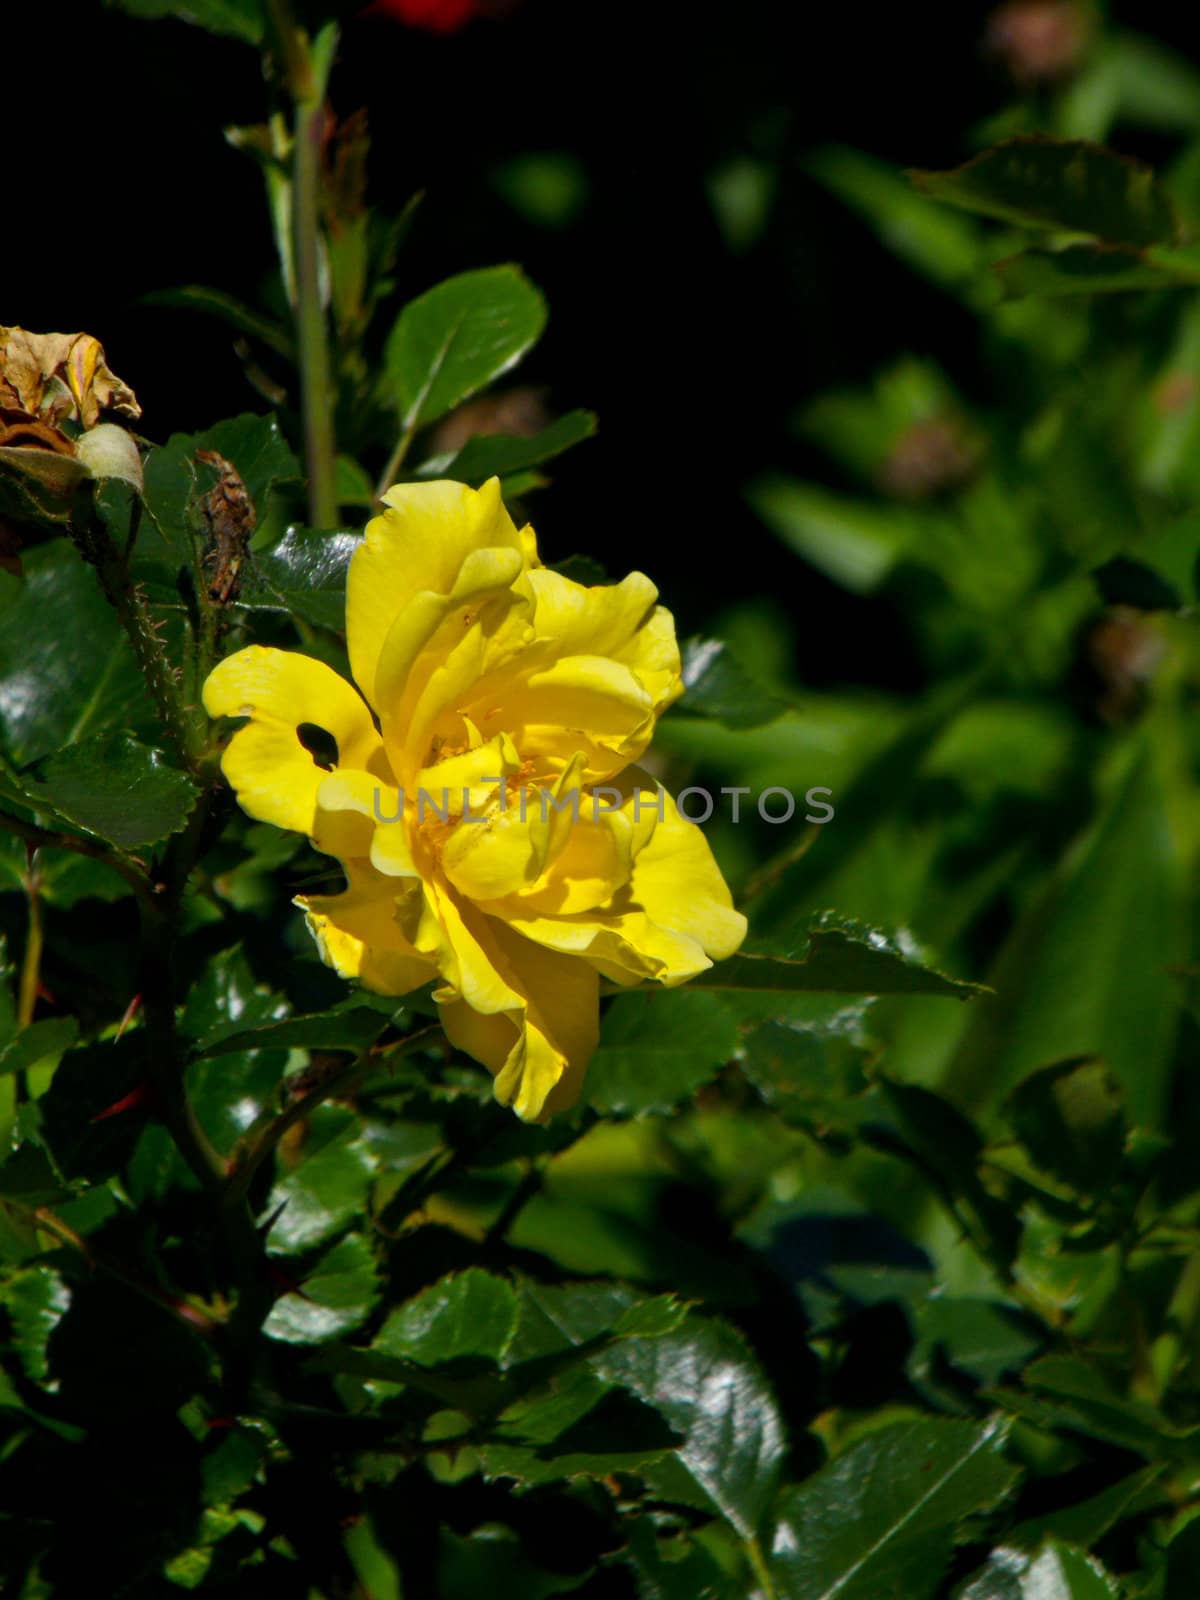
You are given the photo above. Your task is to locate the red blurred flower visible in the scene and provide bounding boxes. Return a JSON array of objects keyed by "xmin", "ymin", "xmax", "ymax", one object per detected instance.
[{"xmin": 364, "ymin": 0, "xmax": 479, "ymax": 33}]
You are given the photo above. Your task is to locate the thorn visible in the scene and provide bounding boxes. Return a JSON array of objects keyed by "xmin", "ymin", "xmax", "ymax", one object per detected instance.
[
  {"xmin": 116, "ymin": 993, "xmax": 143, "ymax": 1040},
  {"xmin": 91, "ymin": 1081, "xmax": 153, "ymax": 1122},
  {"xmin": 205, "ymin": 1415, "xmax": 238, "ymax": 1431},
  {"xmin": 265, "ymin": 1259, "xmax": 312, "ymax": 1301},
  {"xmin": 257, "ymin": 1198, "xmax": 290, "ymax": 1241},
  {"xmin": 35, "ymin": 980, "xmax": 56, "ymax": 1005}
]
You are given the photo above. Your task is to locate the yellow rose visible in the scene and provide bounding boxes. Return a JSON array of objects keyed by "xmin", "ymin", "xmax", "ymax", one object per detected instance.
[{"xmin": 203, "ymin": 479, "xmax": 746, "ymax": 1120}]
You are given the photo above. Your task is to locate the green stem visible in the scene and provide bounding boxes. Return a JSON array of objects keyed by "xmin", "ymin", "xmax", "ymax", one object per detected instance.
[
  {"xmin": 376, "ymin": 420, "xmax": 417, "ymax": 499},
  {"xmin": 284, "ymin": 18, "xmax": 340, "ymax": 529},
  {"xmin": 17, "ymin": 852, "xmax": 42, "ymax": 1031},
  {"xmin": 743, "ymin": 1535, "xmax": 779, "ymax": 1600}
]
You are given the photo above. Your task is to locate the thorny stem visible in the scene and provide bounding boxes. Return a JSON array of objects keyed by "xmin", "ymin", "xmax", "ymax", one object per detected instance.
[
  {"xmin": 0, "ymin": 811, "xmax": 155, "ymax": 905},
  {"xmin": 79, "ymin": 503, "xmax": 208, "ymax": 777}
]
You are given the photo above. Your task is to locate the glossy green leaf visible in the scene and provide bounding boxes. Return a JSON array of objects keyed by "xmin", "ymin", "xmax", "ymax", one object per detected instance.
[
  {"xmin": 911, "ymin": 138, "xmax": 1179, "ymax": 247},
  {"xmin": 696, "ymin": 915, "xmax": 984, "ymax": 999},
  {"xmin": 196, "ymin": 1003, "xmax": 396, "ymax": 1059},
  {"xmin": 264, "ymin": 1104, "xmax": 377, "ymax": 1254},
  {"xmin": 586, "ymin": 990, "xmax": 740, "ymax": 1115},
  {"xmin": 596, "ymin": 1317, "xmax": 786, "ymax": 1538},
  {"xmin": 0, "ymin": 1266, "xmax": 71, "ymax": 1382},
  {"xmin": 960, "ymin": 1540, "xmax": 1122, "ymax": 1599},
  {"xmin": 385, "ymin": 265, "xmax": 548, "ymax": 432},
  {"xmin": 768, "ymin": 1418, "xmax": 1019, "ymax": 1600},
  {"xmin": 264, "ymin": 1232, "xmax": 380, "ymax": 1346},
  {"xmin": 236, "ymin": 525, "xmax": 361, "ymax": 631},
  {"xmin": 481, "ymin": 1387, "xmax": 680, "ymax": 1486},
  {"xmin": 0, "ymin": 542, "xmax": 154, "ymax": 767},
  {"xmin": 374, "ymin": 1268, "xmax": 519, "ymax": 1367},
  {"xmin": 20, "ymin": 732, "xmax": 198, "ymax": 849}
]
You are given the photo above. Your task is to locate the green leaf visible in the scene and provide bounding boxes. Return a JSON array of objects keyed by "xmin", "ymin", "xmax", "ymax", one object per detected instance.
[
  {"xmin": 417, "ymin": 409, "xmax": 597, "ymax": 484},
  {"xmin": 806, "ymin": 146, "xmax": 983, "ymax": 292},
  {"xmin": 696, "ymin": 916, "xmax": 984, "ymax": 999},
  {"xmin": 596, "ymin": 1317, "xmax": 786, "ymax": 1538},
  {"xmin": 961, "ymin": 1540, "xmax": 1122, "ymax": 1599},
  {"xmin": 196, "ymin": 1003, "xmax": 396, "ymax": 1059},
  {"xmin": 877, "ymin": 1078, "xmax": 1021, "ymax": 1270},
  {"xmin": 910, "ymin": 138, "xmax": 1179, "ymax": 247},
  {"xmin": 140, "ymin": 414, "xmax": 297, "ymax": 576},
  {"xmin": 0, "ymin": 542, "xmax": 154, "ymax": 767},
  {"xmin": 586, "ymin": 990, "xmax": 740, "ymax": 1115},
  {"xmin": 615, "ymin": 1517, "xmax": 742, "ymax": 1600},
  {"xmin": 992, "ymin": 1355, "xmax": 1192, "ymax": 1458},
  {"xmin": 20, "ymin": 731, "xmax": 198, "ymax": 849},
  {"xmin": 910, "ymin": 1297, "xmax": 1042, "ymax": 1392},
  {"xmin": 677, "ymin": 638, "xmax": 788, "ymax": 729},
  {"xmin": 0, "ymin": 1019, "xmax": 78, "ymax": 1079},
  {"xmin": 1007, "ymin": 1465, "xmax": 1164, "ymax": 1552},
  {"xmin": 438, "ymin": 1527, "xmax": 590, "ymax": 1600},
  {"xmin": 481, "ymin": 1388, "xmax": 681, "ymax": 1487},
  {"xmin": 994, "ymin": 244, "xmax": 1184, "ymax": 299},
  {"xmin": 103, "ymin": 0, "xmax": 264, "ymax": 45},
  {"xmin": 740, "ymin": 1022, "xmax": 869, "ymax": 1134},
  {"xmin": 768, "ymin": 1418, "xmax": 1019, "ymax": 1600},
  {"xmin": 141, "ymin": 286, "xmax": 292, "ymax": 357},
  {"xmin": 384, "ymin": 266, "xmax": 548, "ymax": 432},
  {"xmin": 374, "ymin": 1268, "xmax": 519, "ymax": 1367},
  {"xmin": 235, "ymin": 525, "xmax": 360, "ymax": 631},
  {"xmin": 0, "ymin": 1266, "xmax": 71, "ymax": 1382},
  {"xmin": 264, "ymin": 1232, "xmax": 380, "ymax": 1346},
  {"xmin": 746, "ymin": 476, "xmax": 915, "ymax": 593},
  {"xmin": 1006, "ymin": 1058, "xmax": 1128, "ymax": 1195},
  {"xmin": 265, "ymin": 1105, "xmax": 377, "ymax": 1254},
  {"xmin": 946, "ymin": 742, "xmax": 1183, "ymax": 1124},
  {"xmin": 1093, "ymin": 513, "xmax": 1200, "ymax": 609},
  {"xmin": 0, "ymin": 1144, "xmax": 71, "ymax": 1206}
]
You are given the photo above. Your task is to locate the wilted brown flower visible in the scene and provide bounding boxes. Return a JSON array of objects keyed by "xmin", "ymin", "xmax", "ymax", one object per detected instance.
[
  {"xmin": 0, "ymin": 328, "xmax": 143, "ymax": 525},
  {"xmin": 0, "ymin": 327, "xmax": 140, "ymax": 437}
]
